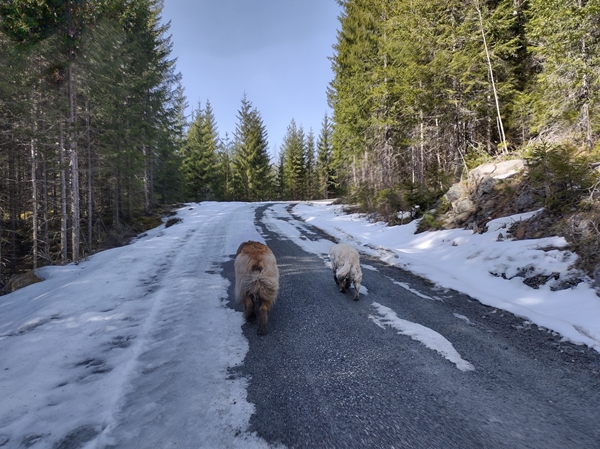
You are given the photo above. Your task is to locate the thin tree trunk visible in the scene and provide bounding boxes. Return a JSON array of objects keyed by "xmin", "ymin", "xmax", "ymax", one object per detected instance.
[
  {"xmin": 476, "ymin": 2, "xmax": 507, "ymax": 153},
  {"xmin": 30, "ymin": 82, "xmax": 40, "ymax": 270},
  {"xmin": 128, "ymin": 172, "xmax": 133, "ymax": 221},
  {"xmin": 114, "ymin": 166, "xmax": 120, "ymax": 231},
  {"xmin": 577, "ymin": 0, "xmax": 592, "ymax": 149},
  {"xmin": 41, "ymin": 154, "xmax": 49, "ymax": 262},
  {"xmin": 68, "ymin": 65, "xmax": 80, "ymax": 263},
  {"xmin": 419, "ymin": 111, "xmax": 425, "ymax": 185},
  {"xmin": 8, "ymin": 150, "xmax": 17, "ymax": 274},
  {"xmin": 59, "ymin": 121, "xmax": 68, "ymax": 263},
  {"xmin": 144, "ymin": 145, "xmax": 150, "ymax": 214},
  {"xmin": 31, "ymin": 116, "xmax": 38, "ymax": 270},
  {"xmin": 86, "ymin": 99, "xmax": 93, "ymax": 253}
]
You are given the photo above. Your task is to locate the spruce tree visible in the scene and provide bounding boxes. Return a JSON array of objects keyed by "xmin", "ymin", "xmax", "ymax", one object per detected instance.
[
  {"xmin": 281, "ymin": 119, "xmax": 307, "ymax": 200},
  {"xmin": 182, "ymin": 100, "xmax": 220, "ymax": 201},
  {"xmin": 275, "ymin": 147, "xmax": 288, "ymax": 200},
  {"xmin": 0, "ymin": 0, "xmax": 185, "ymax": 278},
  {"xmin": 528, "ymin": 0, "xmax": 600, "ymax": 149},
  {"xmin": 232, "ymin": 95, "xmax": 273, "ymax": 201},
  {"xmin": 317, "ymin": 113, "xmax": 335, "ymax": 199},
  {"xmin": 215, "ymin": 132, "xmax": 234, "ymax": 201},
  {"xmin": 305, "ymin": 129, "xmax": 316, "ymax": 200}
]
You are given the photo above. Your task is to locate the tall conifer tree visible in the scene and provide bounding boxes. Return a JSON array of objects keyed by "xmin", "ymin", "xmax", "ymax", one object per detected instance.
[
  {"xmin": 182, "ymin": 100, "xmax": 220, "ymax": 201},
  {"xmin": 317, "ymin": 113, "xmax": 335, "ymax": 199},
  {"xmin": 281, "ymin": 119, "xmax": 307, "ymax": 200},
  {"xmin": 232, "ymin": 95, "xmax": 272, "ymax": 201}
]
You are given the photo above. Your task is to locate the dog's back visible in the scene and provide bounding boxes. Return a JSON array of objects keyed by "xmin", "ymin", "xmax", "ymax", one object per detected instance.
[
  {"xmin": 329, "ymin": 243, "xmax": 362, "ymax": 300},
  {"xmin": 235, "ymin": 241, "xmax": 279, "ymax": 334}
]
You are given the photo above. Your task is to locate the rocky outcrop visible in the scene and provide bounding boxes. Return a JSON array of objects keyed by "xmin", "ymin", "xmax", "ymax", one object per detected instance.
[
  {"xmin": 4, "ymin": 271, "xmax": 42, "ymax": 293},
  {"xmin": 442, "ymin": 159, "xmax": 540, "ymax": 231},
  {"xmin": 467, "ymin": 159, "xmax": 525, "ymax": 184}
]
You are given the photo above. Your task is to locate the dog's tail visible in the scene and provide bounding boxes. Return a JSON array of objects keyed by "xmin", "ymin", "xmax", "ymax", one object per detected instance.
[
  {"xmin": 238, "ymin": 270, "xmax": 278, "ymax": 306},
  {"xmin": 335, "ymin": 260, "xmax": 353, "ymax": 280}
]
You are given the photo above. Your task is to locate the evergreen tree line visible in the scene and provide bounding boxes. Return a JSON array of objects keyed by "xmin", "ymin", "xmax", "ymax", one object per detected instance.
[
  {"xmin": 0, "ymin": 0, "xmax": 186, "ymax": 285},
  {"xmin": 181, "ymin": 97, "xmax": 337, "ymax": 203},
  {"xmin": 9, "ymin": 0, "xmax": 598, "ymax": 285},
  {"xmin": 328, "ymin": 0, "xmax": 600, "ymax": 213},
  {"xmin": 0, "ymin": 0, "xmax": 336, "ymax": 286}
]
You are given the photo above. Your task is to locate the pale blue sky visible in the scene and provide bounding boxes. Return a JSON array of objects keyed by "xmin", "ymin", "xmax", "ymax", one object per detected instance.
[{"xmin": 161, "ymin": 0, "xmax": 341, "ymax": 157}]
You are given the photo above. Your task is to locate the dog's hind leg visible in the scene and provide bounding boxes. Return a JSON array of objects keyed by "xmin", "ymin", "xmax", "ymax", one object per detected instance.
[
  {"xmin": 344, "ymin": 278, "xmax": 351, "ymax": 291},
  {"xmin": 243, "ymin": 294, "xmax": 256, "ymax": 321},
  {"xmin": 352, "ymin": 279, "xmax": 361, "ymax": 301},
  {"xmin": 333, "ymin": 271, "xmax": 346, "ymax": 293},
  {"xmin": 257, "ymin": 297, "xmax": 269, "ymax": 335}
]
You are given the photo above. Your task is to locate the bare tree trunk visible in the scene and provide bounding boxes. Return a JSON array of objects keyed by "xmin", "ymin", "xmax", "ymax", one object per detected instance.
[
  {"xmin": 144, "ymin": 145, "xmax": 150, "ymax": 214},
  {"xmin": 8, "ymin": 150, "xmax": 17, "ymax": 274},
  {"xmin": 476, "ymin": 2, "xmax": 507, "ymax": 153},
  {"xmin": 30, "ymin": 83, "xmax": 39, "ymax": 270},
  {"xmin": 114, "ymin": 166, "xmax": 120, "ymax": 231},
  {"xmin": 70, "ymin": 146, "xmax": 80, "ymax": 263},
  {"xmin": 68, "ymin": 64, "xmax": 80, "ymax": 263},
  {"xmin": 59, "ymin": 121, "xmax": 68, "ymax": 263},
  {"xmin": 419, "ymin": 111, "xmax": 425, "ymax": 185},
  {"xmin": 31, "ymin": 121, "xmax": 38, "ymax": 270},
  {"xmin": 577, "ymin": 0, "xmax": 592, "ymax": 149},
  {"xmin": 41, "ymin": 153, "xmax": 49, "ymax": 262},
  {"xmin": 128, "ymin": 175, "xmax": 132, "ymax": 221},
  {"xmin": 86, "ymin": 99, "xmax": 93, "ymax": 254},
  {"xmin": 411, "ymin": 139, "xmax": 416, "ymax": 185}
]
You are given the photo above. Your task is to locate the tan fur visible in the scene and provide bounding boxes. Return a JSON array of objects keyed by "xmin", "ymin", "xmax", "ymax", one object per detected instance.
[
  {"xmin": 329, "ymin": 243, "xmax": 362, "ymax": 300},
  {"xmin": 235, "ymin": 241, "xmax": 279, "ymax": 335}
]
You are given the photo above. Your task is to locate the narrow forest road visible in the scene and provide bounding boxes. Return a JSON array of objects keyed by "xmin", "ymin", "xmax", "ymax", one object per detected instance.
[
  {"xmin": 6, "ymin": 201, "xmax": 597, "ymax": 449},
  {"xmin": 222, "ymin": 203, "xmax": 600, "ymax": 449}
]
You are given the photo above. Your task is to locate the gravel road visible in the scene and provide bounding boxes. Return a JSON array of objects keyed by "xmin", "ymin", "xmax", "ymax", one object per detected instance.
[{"xmin": 222, "ymin": 204, "xmax": 600, "ymax": 449}]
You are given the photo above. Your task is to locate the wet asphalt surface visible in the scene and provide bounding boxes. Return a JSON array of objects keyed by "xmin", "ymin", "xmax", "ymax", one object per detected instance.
[{"xmin": 222, "ymin": 204, "xmax": 600, "ymax": 449}]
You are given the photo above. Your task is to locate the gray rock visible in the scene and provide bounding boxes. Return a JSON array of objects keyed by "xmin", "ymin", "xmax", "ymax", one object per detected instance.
[
  {"xmin": 517, "ymin": 191, "xmax": 536, "ymax": 211},
  {"xmin": 476, "ymin": 176, "xmax": 496, "ymax": 197},
  {"xmin": 468, "ymin": 159, "xmax": 525, "ymax": 184},
  {"xmin": 594, "ymin": 265, "xmax": 600, "ymax": 290},
  {"xmin": 453, "ymin": 198, "xmax": 475, "ymax": 214},
  {"xmin": 445, "ymin": 183, "xmax": 468, "ymax": 203}
]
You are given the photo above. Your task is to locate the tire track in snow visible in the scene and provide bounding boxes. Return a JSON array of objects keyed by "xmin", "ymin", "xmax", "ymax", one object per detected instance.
[{"xmin": 96, "ymin": 203, "xmax": 274, "ymax": 449}]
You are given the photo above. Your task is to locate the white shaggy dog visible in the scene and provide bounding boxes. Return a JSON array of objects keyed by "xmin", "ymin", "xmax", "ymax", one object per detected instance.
[
  {"xmin": 329, "ymin": 243, "xmax": 362, "ymax": 301},
  {"xmin": 235, "ymin": 241, "xmax": 279, "ymax": 335}
]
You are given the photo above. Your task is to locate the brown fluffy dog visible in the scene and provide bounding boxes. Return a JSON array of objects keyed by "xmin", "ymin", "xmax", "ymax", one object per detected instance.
[
  {"xmin": 235, "ymin": 241, "xmax": 279, "ymax": 335},
  {"xmin": 329, "ymin": 243, "xmax": 362, "ymax": 301}
]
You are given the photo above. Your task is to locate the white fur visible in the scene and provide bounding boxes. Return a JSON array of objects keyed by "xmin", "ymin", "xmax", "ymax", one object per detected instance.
[{"xmin": 329, "ymin": 243, "xmax": 362, "ymax": 300}]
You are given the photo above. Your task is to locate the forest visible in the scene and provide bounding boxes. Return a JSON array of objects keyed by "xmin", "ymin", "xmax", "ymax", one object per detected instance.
[{"xmin": 2, "ymin": 0, "xmax": 600, "ymax": 289}]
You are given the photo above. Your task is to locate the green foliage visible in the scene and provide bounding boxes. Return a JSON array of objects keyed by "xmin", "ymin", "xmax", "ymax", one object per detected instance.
[
  {"xmin": 527, "ymin": 0, "xmax": 600, "ymax": 145},
  {"xmin": 329, "ymin": 0, "xmax": 534, "ymax": 214},
  {"xmin": 374, "ymin": 188, "xmax": 405, "ymax": 220},
  {"xmin": 525, "ymin": 143, "xmax": 598, "ymax": 212},
  {"xmin": 132, "ymin": 214, "xmax": 164, "ymax": 233},
  {"xmin": 0, "ymin": 0, "xmax": 187, "ymax": 276},
  {"xmin": 232, "ymin": 95, "xmax": 273, "ymax": 201},
  {"xmin": 316, "ymin": 113, "xmax": 336, "ymax": 199},
  {"xmin": 414, "ymin": 195, "xmax": 451, "ymax": 233},
  {"xmin": 182, "ymin": 100, "xmax": 220, "ymax": 201},
  {"xmin": 280, "ymin": 119, "xmax": 307, "ymax": 200},
  {"xmin": 464, "ymin": 145, "xmax": 497, "ymax": 171},
  {"xmin": 416, "ymin": 212, "xmax": 444, "ymax": 233}
]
